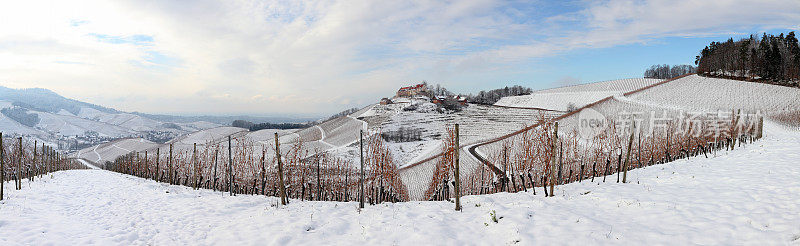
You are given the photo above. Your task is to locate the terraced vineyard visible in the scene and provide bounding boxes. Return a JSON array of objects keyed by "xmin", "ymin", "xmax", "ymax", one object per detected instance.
[
  {"xmin": 495, "ymin": 78, "xmax": 663, "ymax": 111},
  {"xmin": 34, "ymin": 111, "xmax": 136, "ymax": 137},
  {"xmin": 628, "ymin": 75, "xmax": 800, "ymax": 113},
  {"xmin": 243, "ymin": 129, "xmax": 295, "ymax": 143},
  {"xmin": 368, "ymin": 103, "xmax": 561, "ymax": 144},
  {"xmin": 74, "ymin": 138, "xmax": 160, "ymax": 165}
]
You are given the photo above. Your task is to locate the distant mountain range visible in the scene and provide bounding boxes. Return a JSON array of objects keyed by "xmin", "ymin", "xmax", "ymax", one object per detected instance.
[
  {"xmin": 0, "ymin": 86, "xmax": 316, "ymax": 125},
  {"xmin": 0, "ymin": 86, "xmax": 119, "ymax": 116},
  {"xmin": 0, "ymin": 85, "xmax": 318, "ymax": 150}
]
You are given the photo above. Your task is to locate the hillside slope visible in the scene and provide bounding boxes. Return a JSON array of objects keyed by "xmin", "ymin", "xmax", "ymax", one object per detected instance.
[
  {"xmin": 74, "ymin": 138, "xmax": 161, "ymax": 164},
  {"xmin": 1, "ymin": 101, "xmax": 221, "ymax": 151},
  {"xmin": 494, "ymin": 78, "xmax": 663, "ymax": 111},
  {"xmin": 627, "ymin": 75, "xmax": 800, "ymax": 112}
]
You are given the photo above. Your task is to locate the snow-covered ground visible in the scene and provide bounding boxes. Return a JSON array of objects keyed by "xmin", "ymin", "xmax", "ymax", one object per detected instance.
[
  {"xmin": 34, "ymin": 110, "xmax": 137, "ymax": 137},
  {"xmin": 167, "ymin": 126, "xmax": 248, "ymax": 146},
  {"xmin": 628, "ymin": 75, "xmax": 800, "ymax": 112},
  {"xmin": 2, "ymin": 123, "xmax": 798, "ymax": 245},
  {"xmin": 494, "ymin": 78, "xmax": 663, "ymax": 111},
  {"xmin": 73, "ymin": 138, "xmax": 160, "ymax": 165}
]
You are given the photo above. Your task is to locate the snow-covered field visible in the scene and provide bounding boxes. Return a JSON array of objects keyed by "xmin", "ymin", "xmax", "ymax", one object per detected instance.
[
  {"xmin": 1, "ymin": 123, "xmax": 798, "ymax": 245},
  {"xmin": 167, "ymin": 126, "xmax": 248, "ymax": 146},
  {"xmin": 244, "ymin": 129, "xmax": 294, "ymax": 143},
  {"xmin": 37, "ymin": 111, "xmax": 138, "ymax": 136},
  {"xmin": 628, "ymin": 75, "xmax": 800, "ymax": 112},
  {"xmin": 0, "ymin": 112, "xmax": 41, "ymax": 136},
  {"xmin": 73, "ymin": 138, "xmax": 161, "ymax": 165},
  {"xmin": 494, "ymin": 78, "xmax": 663, "ymax": 111},
  {"xmin": 547, "ymin": 75, "xmax": 800, "ymax": 136}
]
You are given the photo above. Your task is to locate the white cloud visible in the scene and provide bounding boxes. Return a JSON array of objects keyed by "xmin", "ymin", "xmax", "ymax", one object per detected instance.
[{"xmin": 0, "ymin": 0, "xmax": 798, "ymax": 116}]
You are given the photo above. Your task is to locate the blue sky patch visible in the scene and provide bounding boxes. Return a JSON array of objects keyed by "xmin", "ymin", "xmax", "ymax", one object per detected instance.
[{"xmin": 89, "ymin": 33, "xmax": 154, "ymax": 46}]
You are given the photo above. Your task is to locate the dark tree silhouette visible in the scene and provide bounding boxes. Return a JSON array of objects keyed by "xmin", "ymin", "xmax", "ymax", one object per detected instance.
[
  {"xmin": 644, "ymin": 64, "xmax": 696, "ymax": 79},
  {"xmin": 465, "ymin": 85, "xmax": 532, "ymax": 105},
  {"xmin": 696, "ymin": 32, "xmax": 800, "ymax": 87}
]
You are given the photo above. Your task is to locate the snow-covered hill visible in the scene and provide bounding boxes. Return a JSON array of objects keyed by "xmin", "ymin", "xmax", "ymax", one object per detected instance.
[
  {"xmin": 628, "ymin": 74, "xmax": 800, "ymax": 112},
  {"xmin": 33, "ymin": 110, "xmax": 137, "ymax": 137},
  {"xmin": 550, "ymin": 75, "xmax": 800, "ymax": 136},
  {"xmin": 0, "ymin": 98, "xmax": 222, "ymax": 151},
  {"xmin": 494, "ymin": 78, "xmax": 663, "ymax": 111},
  {"xmin": 0, "ymin": 86, "xmax": 237, "ymax": 151},
  {"xmin": 74, "ymin": 138, "xmax": 161, "ymax": 164}
]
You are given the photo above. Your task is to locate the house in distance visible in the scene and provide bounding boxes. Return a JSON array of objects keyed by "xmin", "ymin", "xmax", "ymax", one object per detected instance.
[{"xmin": 396, "ymin": 83, "xmax": 428, "ymax": 97}]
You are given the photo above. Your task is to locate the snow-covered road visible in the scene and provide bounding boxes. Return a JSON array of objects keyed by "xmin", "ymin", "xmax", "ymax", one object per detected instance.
[
  {"xmin": 76, "ymin": 158, "xmax": 100, "ymax": 170},
  {"xmin": 1, "ymin": 124, "xmax": 799, "ymax": 245}
]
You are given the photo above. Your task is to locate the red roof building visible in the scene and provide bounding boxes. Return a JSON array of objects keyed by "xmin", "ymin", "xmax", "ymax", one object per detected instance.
[{"xmin": 396, "ymin": 83, "xmax": 428, "ymax": 97}]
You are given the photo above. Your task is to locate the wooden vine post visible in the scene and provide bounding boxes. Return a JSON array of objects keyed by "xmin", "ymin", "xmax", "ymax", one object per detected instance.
[
  {"xmin": 192, "ymin": 143, "xmax": 198, "ymax": 189},
  {"xmin": 228, "ymin": 136, "xmax": 233, "ymax": 196},
  {"xmin": 17, "ymin": 137, "xmax": 22, "ymax": 190},
  {"xmin": 32, "ymin": 140, "xmax": 36, "ymax": 181},
  {"xmin": 135, "ymin": 152, "xmax": 140, "ymax": 177},
  {"xmin": 168, "ymin": 144, "xmax": 173, "ymax": 185},
  {"xmin": 1, "ymin": 132, "xmax": 4, "ymax": 200},
  {"xmin": 558, "ymin": 142, "xmax": 564, "ymax": 185},
  {"xmin": 274, "ymin": 132, "xmax": 288, "ymax": 205},
  {"xmin": 316, "ymin": 155, "xmax": 322, "ymax": 200},
  {"xmin": 637, "ymin": 128, "xmax": 643, "ymax": 167},
  {"xmin": 622, "ymin": 122, "xmax": 636, "ymax": 183},
  {"xmin": 213, "ymin": 147, "xmax": 218, "ymax": 191},
  {"xmin": 144, "ymin": 151, "xmax": 148, "ymax": 179},
  {"xmin": 454, "ymin": 124, "xmax": 462, "ymax": 211},
  {"xmin": 731, "ymin": 109, "xmax": 741, "ymax": 150},
  {"xmin": 260, "ymin": 149, "xmax": 265, "ymax": 195},
  {"xmin": 155, "ymin": 148, "xmax": 160, "ymax": 182},
  {"xmin": 359, "ymin": 130, "xmax": 365, "ymax": 209},
  {"xmin": 549, "ymin": 122, "xmax": 558, "ymax": 197}
]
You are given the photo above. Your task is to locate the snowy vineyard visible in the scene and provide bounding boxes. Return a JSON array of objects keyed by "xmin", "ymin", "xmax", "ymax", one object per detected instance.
[
  {"xmin": 94, "ymin": 107, "xmax": 765, "ymax": 206},
  {"xmin": 0, "ymin": 109, "xmax": 767, "ymax": 205},
  {"xmin": 0, "ymin": 132, "xmax": 88, "ymax": 200},
  {"xmin": 104, "ymin": 132, "xmax": 408, "ymax": 204},
  {"xmin": 476, "ymin": 111, "xmax": 764, "ymax": 195},
  {"xmin": 396, "ymin": 107, "xmax": 765, "ymax": 202}
]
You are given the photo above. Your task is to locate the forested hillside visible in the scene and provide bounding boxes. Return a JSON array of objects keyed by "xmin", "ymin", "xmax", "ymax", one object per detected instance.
[{"xmin": 695, "ymin": 32, "xmax": 800, "ymax": 87}]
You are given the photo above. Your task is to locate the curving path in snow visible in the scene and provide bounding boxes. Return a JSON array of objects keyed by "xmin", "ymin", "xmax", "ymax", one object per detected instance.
[
  {"xmin": 76, "ymin": 158, "xmax": 100, "ymax": 170},
  {"xmin": 0, "ymin": 124, "xmax": 798, "ymax": 245}
]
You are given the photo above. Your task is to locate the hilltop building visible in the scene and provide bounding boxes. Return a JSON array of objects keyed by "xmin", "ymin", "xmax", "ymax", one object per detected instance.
[{"xmin": 396, "ymin": 83, "xmax": 428, "ymax": 97}]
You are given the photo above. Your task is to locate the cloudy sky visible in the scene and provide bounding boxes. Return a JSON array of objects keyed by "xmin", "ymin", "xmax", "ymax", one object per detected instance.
[{"xmin": 1, "ymin": 0, "xmax": 798, "ymax": 117}]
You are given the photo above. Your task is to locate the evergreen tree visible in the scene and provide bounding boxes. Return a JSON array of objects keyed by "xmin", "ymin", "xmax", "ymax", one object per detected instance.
[
  {"xmin": 785, "ymin": 32, "xmax": 800, "ymax": 80},
  {"xmin": 769, "ymin": 37, "xmax": 783, "ymax": 80},
  {"xmin": 758, "ymin": 33, "xmax": 772, "ymax": 79}
]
